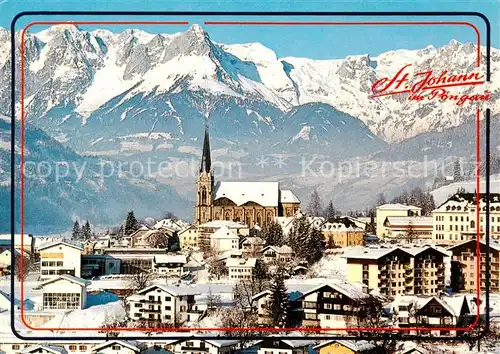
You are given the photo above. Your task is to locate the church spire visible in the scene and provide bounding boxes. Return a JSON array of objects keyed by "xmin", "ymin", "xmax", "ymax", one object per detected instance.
[{"xmin": 200, "ymin": 119, "xmax": 211, "ymax": 173}]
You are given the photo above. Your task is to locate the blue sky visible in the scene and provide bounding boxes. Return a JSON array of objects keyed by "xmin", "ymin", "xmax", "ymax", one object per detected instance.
[{"xmin": 1, "ymin": 0, "xmax": 498, "ymax": 59}]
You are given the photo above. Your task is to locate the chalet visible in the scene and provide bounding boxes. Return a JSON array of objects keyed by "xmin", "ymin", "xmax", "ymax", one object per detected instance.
[
  {"xmin": 313, "ymin": 340, "xmax": 375, "ymax": 354},
  {"xmin": 298, "ymin": 282, "xmax": 372, "ymax": 332},
  {"xmin": 254, "ymin": 337, "xmax": 316, "ymax": 354},
  {"xmin": 21, "ymin": 345, "xmax": 67, "ymax": 354},
  {"xmin": 260, "ymin": 245, "xmax": 293, "ymax": 264},
  {"xmin": 38, "ymin": 240, "xmax": 83, "ymax": 279},
  {"xmin": 126, "ymin": 285, "xmax": 202, "ymax": 325},
  {"xmin": 392, "ymin": 295, "xmax": 473, "ymax": 336},
  {"xmin": 240, "ymin": 236, "xmax": 266, "ymax": 255},
  {"xmin": 38, "ymin": 274, "xmax": 90, "ymax": 311},
  {"xmin": 167, "ymin": 338, "xmax": 240, "ymax": 354},
  {"xmin": 152, "ymin": 254, "xmax": 187, "ymax": 278},
  {"xmin": 226, "ymin": 257, "xmax": 257, "ymax": 280},
  {"xmin": 90, "ymin": 340, "xmax": 146, "ymax": 354}
]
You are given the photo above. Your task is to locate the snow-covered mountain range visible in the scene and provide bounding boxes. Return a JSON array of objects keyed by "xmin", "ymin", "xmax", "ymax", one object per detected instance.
[{"xmin": 0, "ymin": 24, "xmax": 498, "ymax": 230}]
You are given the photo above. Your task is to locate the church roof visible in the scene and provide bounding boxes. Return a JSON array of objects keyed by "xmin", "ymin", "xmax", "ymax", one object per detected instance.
[
  {"xmin": 213, "ymin": 181, "xmax": 280, "ymax": 207},
  {"xmin": 280, "ymin": 189, "xmax": 300, "ymax": 203}
]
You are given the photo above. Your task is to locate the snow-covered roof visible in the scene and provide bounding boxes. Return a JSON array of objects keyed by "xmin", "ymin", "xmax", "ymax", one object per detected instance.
[
  {"xmin": 261, "ymin": 245, "xmax": 293, "ymax": 254},
  {"xmin": 198, "ymin": 220, "xmax": 249, "ymax": 229},
  {"xmin": 251, "ymin": 290, "xmax": 272, "ymax": 301},
  {"xmin": 300, "ymin": 282, "xmax": 369, "ymax": 301},
  {"xmin": 344, "ymin": 245, "xmax": 448, "ymax": 260},
  {"xmin": 137, "ymin": 285, "xmax": 201, "ymax": 297},
  {"xmin": 321, "ymin": 222, "xmax": 364, "ymax": 232},
  {"xmin": 154, "ymin": 218, "xmax": 190, "ymax": 231},
  {"xmin": 314, "ymin": 340, "xmax": 375, "ymax": 352},
  {"xmin": 37, "ymin": 239, "xmax": 83, "ymax": 251},
  {"xmin": 210, "ymin": 226, "xmax": 239, "ymax": 240},
  {"xmin": 447, "ymin": 238, "xmax": 500, "ymax": 252},
  {"xmin": 280, "ymin": 189, "xmax": 300, "ymax": 203},
  {"xmin": 256, "ymin": 335, "xmax": 316, "ymax": 349},
  {"xmin": 376, "ymin": 203, "xmax": 421, "ymax": 211},
  {"xmin": 434, "ymin": 192, "xmax": 500, "ymax": 212},
  {"xmin": 226, "ymin": 257, "xmax": 257, "ymax": 268},
  {"xmin": 241, "ymin": 236, "xmax": 266, "ymax": 245},
  {"xmin": 214, "ymin": 181, "xmax": 279, "ymax": 207},
  {"xmin": 153, "ymin": 254, "xmax": 187, "ymax": 264},
  {"xmin": 92, "ymin": 340, "xmax": 142, "ymax": 352},
  {"xmin": 39, "ymin": 274, "xmax": 91, "ymax": 288},
  {"xmin": 385, "ymin": 216, "xmax": 433, "ymax": 227},
  {"xmin": 22, "ymin": 345, "xmax": 67, "ymax": 354},
  {"xmin": 391, "ymin": 295, "xmax": 468, "ymax": 317}
]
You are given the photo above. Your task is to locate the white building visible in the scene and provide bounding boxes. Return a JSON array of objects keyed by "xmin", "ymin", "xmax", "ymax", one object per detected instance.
[
  {"xmin": 226, "ymin": 257, "xmax": 257, "ymax": 280},
  {"xmin": 38, "ymin": 274, "xmax": 90, "ymax": 311},
  {"xmin": 126, "ymin": 285, "xmax": 202, "ymax": 325},
  {"xmin": 167, "ymin": 338, "xmax": 240, "ymax": 354},
  {"xmin": 0, "ymin": 233, "xmax": 36, "ymax": 253},
  {"xmin": 260, "ymin": 245, "xmax": 293, "ymax": 264},
  {"xmin": 152, "ymin": 254, "xmax": 187, "ymax": 277},
  {"xmin": 240, "ymin": 236, "xmax": 266, "ymax": 255},
  {"xmin": 209, "ymin": 226, "xmax": 240, "ymax": 253},
  {"xmin": 91, "ymin": 340, "xmax": 146, "ymax": 354},
  {"xmin": 432, "ymin": 193, "xmax": 500, "ymax": 246},
  {"xmin": 376, "ymin": 204, "xmax": 422, "ymax": 238},
  {"xmin": 38, "ymin": 240, "xmax": 83, "ymax": 279},
  {"xmin": 21, "ymin": 345, "xmax": 68, "ymax": 354}
]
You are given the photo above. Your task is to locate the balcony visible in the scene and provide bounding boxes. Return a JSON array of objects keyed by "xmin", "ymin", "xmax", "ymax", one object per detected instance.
[
  {"xmin": 141, "ymin": 299, "xmax": 162, "ymax": 304},
  {"xmin": 180, "ymin": 346, "xmax": 209, "ymax": 352},
  {"xmin": 139, "ymin": 308, "xmax": 161, "ymax": 313}
]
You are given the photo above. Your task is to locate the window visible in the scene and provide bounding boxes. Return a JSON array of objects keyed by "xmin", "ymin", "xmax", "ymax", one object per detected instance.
[
  {"xmin": 111, "ymin": 345, "xmax": 121, "ymax": 350},
  {"xmin": 69, "ymin": 345, "xmax": 77, "ymax": 351},
  {"xmin": 12, "ymin": 345, "xmax": 20, "ymax": 350},
  {"xmin": 78, "ymin": 346, "xmax": 87, "ymax": 351}
]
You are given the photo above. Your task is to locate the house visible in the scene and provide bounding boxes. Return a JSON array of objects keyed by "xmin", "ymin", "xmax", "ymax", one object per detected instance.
[
  {"xmin": 240, "ymin": 237, "xmax": 266, "ymax": 255},
  {"xmin": 448, "ymin": 239, "xmax": 499, "ymax": 293},
  {"xmin": 344, "ymin": 245, "xmax": 448, "ymax": 299},
  {"xmin": 81, "ymin": 255, "xmax": 121, "ymax": 278},
  {"xmin": 226, "ymin": 257, "xmax": 257, "ymax": 280},
  {"xmin": 252, "ymin": 289, "xmax": 303, "ymax": 326},
  {"xmin": 178, "ymin": 226, "xmax": 199, "ymax": 249},
  {"xmin": 392, "ymin": 295, "xmax": 473, "ymax": 336},
  {"xmin": 321, "ymin": 222, "xmax": 365, "ymax": 248},
  {"xmin": 254, "ymin": 337, "xmax": 316, "ymax": 354},
  {"xmin": 382, "ymin": 216, "xmax": 433, "ymax": 242},
  {"xmin": 126, "ymin": 285, "xmax": 202, "ymax": 325},
  {"xmin": 38, "ymin": 240, "xmax": 83, "ymax": 279},
  {"xmin": 168, "ymin": 338, "xmax": 240, "ymax": 354},
  {"xmin": 130, "ymin": 228, "xmax": 175, "ymax": 249},
  {"xmin": 313, "ymin": 340, "xmax": 375, "ymax": 354},
  {"xmin": 376, "ymin": 204, "xmax": 421, "ymax": 238},
  {"xmin": 432, "ymin": 193, "xmax": 500, "ymax": 246},
  {"xmin": 210, "ymin": 226, "xmax": 240, "ymax": 253},
  {"xmin": 21, "ymin": 345, "xmax": 67, "ymax": 354},
  {"xmin": 197, "ymin": 220, "xmax": 250, "ymax": 251},
  {"xmin": 298, "ymin": 282, "xmax": 373, "ymax": 332},
  {"xmin": 260, "ymin": 245, "xmax": 293, "ymax": 264},
  {"xmin": 38, "ymin": 274, "xmax": 90, "ymax": 311},
  {"xmin": 0, "ymin": 249, "xmax": 30, "ymax": 267},
  {"xmin": 90, "ymin": 340, "xmax": 146, "ymax": 354},
  {"xmin": 152, "ymin": 254, "xmax": 187, "ymax": 278}
]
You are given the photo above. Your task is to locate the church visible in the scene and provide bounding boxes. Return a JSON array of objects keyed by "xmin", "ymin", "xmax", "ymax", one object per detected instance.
[{"xmin": 194, "ymin": 126, "xmax": 301, "ymax": 227}]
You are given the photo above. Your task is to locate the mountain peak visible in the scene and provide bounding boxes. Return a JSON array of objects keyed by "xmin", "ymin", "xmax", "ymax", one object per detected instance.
[{"xmin": 188, "ymin": 24, "xmax": 207, "ymax": 37}]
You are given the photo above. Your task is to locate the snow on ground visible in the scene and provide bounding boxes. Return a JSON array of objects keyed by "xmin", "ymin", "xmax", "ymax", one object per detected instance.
[
  {"xmin": 41, "ymin": 300, "xmax": 126, "ymax": 329},
  {"xmin": 431, "ymin": 174, "xmax": 500, "ymax": 206}
]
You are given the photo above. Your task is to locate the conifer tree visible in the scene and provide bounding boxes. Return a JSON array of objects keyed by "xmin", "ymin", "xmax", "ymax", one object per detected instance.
[
  {"xmin": 306, "ymin": 189, "xmax": 323, "ymax": 216},
  {"xmin": 260, "ymin": 221, "xmax": 284, "ymax": 247},
  {"xmin": 124, "ymin": 211, "xmax": 138, "ymax": 235},
  {"xmin": 72, "ymin": 221, "xmax": 81, "ymax": 240},
  {"xmin": 325, "ymin": 200, "xmax": 338, "ymax": 222},
  {"xmin": 268, "ymin": 267, "xmax": 290, "ymax": 328},
  {"xmin": 82, "ymin": 221, "xmax": 92, "ymax": 240},
  {"xmin": 453, "ymin": 158, "xmax": 462, "ymax": 182}
]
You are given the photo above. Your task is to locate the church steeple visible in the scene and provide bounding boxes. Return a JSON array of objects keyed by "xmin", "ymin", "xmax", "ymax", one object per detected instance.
[{"xmin": 200, "ymin": 120, "xmax": 211, "ymax": 173}]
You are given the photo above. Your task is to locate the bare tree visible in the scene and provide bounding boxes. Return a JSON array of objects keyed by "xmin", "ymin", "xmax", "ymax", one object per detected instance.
[
  {"xmin": 233, "ymin": 277, "xmax": 268, "ymax": 314},
  {"xmin": 306, "ymin": 188, "xmax": 323, "ymax": 216},
  {"xmin": 206, "ymin": 258, "xmax": 228, "ymax": 280},
  {"xmin": 219, "ymin": 308, "xmax": 261, "ymax": 348},
  {"xmin": 13, "ymin": 254, "xmax": 37, "ymax": 281},
  {"xmin": 147, "ymin": 231, "xmax": 169, "ymax": 248},
  {"xmin": 126, "ymin": 272, "xmax": 153, "ymax": 292},
  {"xmin": 206, "ymin": 288, "xmax": 221, "ymax": 312}
]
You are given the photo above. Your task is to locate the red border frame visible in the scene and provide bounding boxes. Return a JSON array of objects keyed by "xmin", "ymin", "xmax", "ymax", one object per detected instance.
[{"xmin": 18, "ymin": 19, "xmax": 484, "ymax": 334}]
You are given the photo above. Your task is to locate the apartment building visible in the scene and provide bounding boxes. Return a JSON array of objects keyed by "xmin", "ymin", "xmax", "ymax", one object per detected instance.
[
  {"xmin": 298, "ymin": 282, "xmax": 371, "ymax": 332},
  {"xmin": 448, "ymin": 239, "xmax": 500, "ymax": 293},
  {"xmin": 376, "ymin": 204, "xmax": 421, "ymax": 238},
  {"xmin": 226, "ymin": 257, "xmax": 257, "ymax": 280},
  {"xmin": 321, "ymin": 222, "xmax": 365, "ymax": 248},
  {"xmin": 345, "ymin": 246, "xmax": 448, "ymax": 299},
  {"xmin": 126, "ymin": 285, "xmax": 202, "ymax": 325},
  {"xmin": 38, "ymin": 240, "xmax": 83, "ymax": 279},
  {"xmin": 392, "ymin": 295, "xmax": 473, "ymax": 336},
  {"xmin": 432, "ymin": 193, "xmax": 500, "ymax": 246}
]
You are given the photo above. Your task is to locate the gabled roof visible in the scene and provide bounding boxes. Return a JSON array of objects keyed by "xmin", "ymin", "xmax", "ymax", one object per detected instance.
[
  {"xmin": 280, "ymin": 189, "xmax": 300, "ymax": 203},
  {"xmin": 447, "ymin": 238, "xmax": 500, "ymax": 252},
  {"xmin": 314, "ymin": 340, "xmax": 375, "ymax": 352},
  {"xmin": 299, "ymin": 282, "xmax": 369, "ymax": 301},
  {"xmin": 255, "ymin": 335, "xmax": 316, "ymax": 349},
  {"xmin": 210, "ymin": 226, "xmax": 239, "ymax": 240},
  {"xmin": 241, "ymin": 236, "xmax": 266, "ymax": 245},
  {"xmin": 136, "ymin": 285, "xmax": 201, "ymax": 297},
  {"xmin": 39, "ymin": 274, "xmax": 91, "ymax": 288},
  {"xmin": 344, "ymin": 245, "xmax": 448, "ymax": 260},
  {"xmin": 251, "ymin": 290, "xmax": 272, "ymax": 301},
  {"xmin": 37, "ymin": 239, "xmax": 83, "ymax": 251},
  {"xmin": 385, "ymin": 216, "xmax": 433, "ymax": 227},
  {"xmin": 213, "ymin": 181, "xmax": 280, "ymax": 207},
  {"xmin": 261, "ymin": 245, "xmax": 293, "ymax": 254},
  {"xmin": 226, "ymin": 257, "xmax": 257, "ymax": 268},
  {"xmin": 21, "ymin": 345, "xmax": 67, "ymax": 354},
  {"xmin": 91, "ymin": 340, "xmax": 142, "ymax": 352}
]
